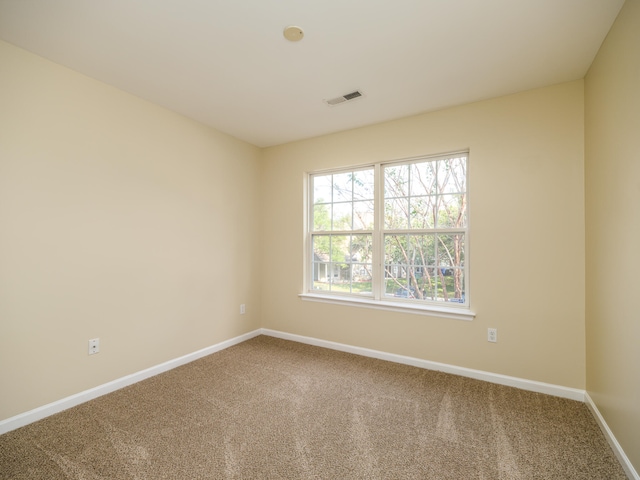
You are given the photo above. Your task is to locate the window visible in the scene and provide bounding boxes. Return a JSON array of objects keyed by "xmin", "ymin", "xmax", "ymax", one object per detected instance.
[{"xmin": 306, "ymin": 152, "xmax": 469, "ymax": 315}]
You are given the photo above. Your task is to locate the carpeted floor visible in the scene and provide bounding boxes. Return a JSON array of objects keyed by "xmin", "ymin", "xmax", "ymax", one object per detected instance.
[{"xmin": 0, "ymin": 335, "xmax": 628, "ymax": 479}]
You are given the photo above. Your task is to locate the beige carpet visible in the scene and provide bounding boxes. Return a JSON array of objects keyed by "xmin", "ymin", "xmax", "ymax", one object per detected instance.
[{"xmin": 0, "ymin": 335, "xmax": 627, "ymax": 479}]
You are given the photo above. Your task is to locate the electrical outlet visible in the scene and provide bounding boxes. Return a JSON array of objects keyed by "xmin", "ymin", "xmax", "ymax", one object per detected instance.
[
  {"xmin": 487, "ymin": 328, "xmax": 497, "ymax": 343},
  {"xmin": 240, "ymin": 304, "xmax": 246, "ymax": 315},
  {"xmin": 88, "ymin": 338, "xmax": 100, "ymax": 355}
]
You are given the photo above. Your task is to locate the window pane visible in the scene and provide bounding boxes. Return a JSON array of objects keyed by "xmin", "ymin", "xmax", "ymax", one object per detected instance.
[
  {"xmin": 312, "ymin": 235, "xmax": 374, "ymax": 296},
  {"xmin": 385, "ymin": 264, "xmax": 407, "ymax": 297},
  {"xmin": 353, "ymin": 200, "xmax": 374, "ymax": 230},
  {"xmin": 312, "ymin": 235, "xmax": 331, "ymax": 259},
  {"xmin": 384, "ymin": 234, "xmax": 441, "ymax": 301},
  {"xmin": 384, "ymin": 198, "xmax": 409, "ymax": 229},
  {"xmin": 331, "ymin": 235, "xmax": 350, "ymax": 263},
  {"xmin": 313, "ymin": 175, "xmax": 332, "ymax": 204},
  {"xmin": 333, "ymin": 172, "xmax": 353, "ymax": 202},
  {"xmin": 437, "ymin": 233, "xmax": 465, "ymax": 268},
  {"xmin": 409, "ymin": 196, "xmax": 435, "ymax": 229},
  {"xmin": 410, "ymin": 161, "xmax": 437, "ymax": 196},
  {"xmin": 385, "ymin": 234, "xmax": 407, "ymax": 264},
  {"xmin": 313, "ymin": 168, "xmax": 374, "ymax": 234},
  {"xmin": 439, "ymin": 268, "xmax": 465, "ymax": 303},
  {"xmin": 312, "ymin": 263, "xmax": 330, "ymax": 291},
  {"xmin": 391, "ymin": 284, "xmax": 418, "ymax": 299},
  {"xmin": 329, "ymin": 264, "xmax": 350, "ymax": 292},
  {"xmin": 353, "ymin": 169, "xmax": 375, "ymax": 201},
  {"xmin": 385, "ymin": 234, "xmax": 436, "ymax": 267},
  {"xmin": 351, "ymin": 235, "xmax": 373, "ymax": 264},
  {"xmin": 385, "ymin": 164, "xmax": 409, "ymax": 198},
  {"xmin": 313, "ymin": 204, "xmax": 332, "ymax": 231},
  {"xmin": 422, "ymin": 268, "xmax": 438, "ymax": 300},
  {"xmin": 409, "ymin": 234, "xmax": 435, "ymax": 266},
  {"xmin": 438, "ymin": 157, "xmax": 466, "ymax": 194},
  {"xmin": 332, "ymin": 202, "xmax": 352, "ymax": 230},
  {"xmin": 436, "ymin": 194, "xmax": 467, "ymax": 228},
  {"xmin": 352, "ymin": 265, "xmax": 372, "ymax": 295}
]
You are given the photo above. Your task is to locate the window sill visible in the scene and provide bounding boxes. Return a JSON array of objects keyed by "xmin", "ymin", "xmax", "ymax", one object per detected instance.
[{"xmin": 299, "ymin": 293, "xmax": 475, "ymax": 321}]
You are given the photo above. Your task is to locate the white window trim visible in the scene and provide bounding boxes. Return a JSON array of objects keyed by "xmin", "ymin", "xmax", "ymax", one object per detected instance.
[
  {"xmin": 299, "ymin": 292, "xmax": 475, "ymax": 321},
  {"xmin": 304, "ymin": 151, "xmax": 471, "ymax": 319}
]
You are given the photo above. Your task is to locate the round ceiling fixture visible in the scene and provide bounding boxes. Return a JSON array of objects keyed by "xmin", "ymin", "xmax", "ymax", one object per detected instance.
[{"xmin": 283, "ymin": 26, "xmax": 304, "ymax": 42}]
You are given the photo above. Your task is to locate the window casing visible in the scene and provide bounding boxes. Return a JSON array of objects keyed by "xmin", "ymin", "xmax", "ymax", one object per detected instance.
[{"xmin": 307, "ymin": 152, "xmax": 469, "ymax": 312}]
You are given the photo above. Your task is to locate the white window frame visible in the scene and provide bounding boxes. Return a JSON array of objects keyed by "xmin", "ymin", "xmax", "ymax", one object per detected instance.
[{"xmin": 301, "ymin": 151, "xmax": 475, "ymax": 321}]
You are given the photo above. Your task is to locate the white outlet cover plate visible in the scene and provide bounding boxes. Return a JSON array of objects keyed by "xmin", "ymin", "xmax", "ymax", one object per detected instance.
[
  {"xmin": 89, "ymin": 338, "xmax": 100, "ymax": 354},
  {"xmin": 488, "ymin": 329, "xmax": 497, "ymax": 343}
]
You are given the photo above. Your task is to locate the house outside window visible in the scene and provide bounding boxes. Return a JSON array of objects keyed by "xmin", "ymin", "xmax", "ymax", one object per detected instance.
[{"xmin": 307, "ymin": 152, "xmax": 469, "ymax": 312}]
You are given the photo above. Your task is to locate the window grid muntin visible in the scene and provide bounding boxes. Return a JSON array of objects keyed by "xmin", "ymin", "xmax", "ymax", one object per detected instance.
[
  {"xmin": 381, "ymin": 154, "xmax": 467, "ymax": 306},
  {"xmin": 383, "ymin": 155, "xmax": 467, "ymax": 231},
  {"xmin": 383, "ymin": 231, "xmax": 466, "ymax": 303},
  {"xmin": 311, "ymin": 167, "xmax": 375, "ymax": 233},
  {"xmin": 309, "ymin": 152, "xmax": 468, "ymax": 307},
  {"xmin": 311, "ymin": 232, "xmax": 373, "ymax": 296}
]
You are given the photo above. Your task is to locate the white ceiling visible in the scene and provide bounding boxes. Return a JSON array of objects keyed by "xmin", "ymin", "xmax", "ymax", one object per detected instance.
[{"xmin": 0, "ymin": 0, "xmax": 625, "ymax": 147}]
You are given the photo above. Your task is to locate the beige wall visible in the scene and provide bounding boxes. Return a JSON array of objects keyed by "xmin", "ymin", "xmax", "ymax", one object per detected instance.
[
  {"xmin": 0, "ymin": 41, "xmax": 262, "ymax": 421},
  {"xmin": 262, "ymin": 81, "xmax": 586, "ymax": 389},
  {"xmin": 585, "ymin": 0, "xmax": 640, "ymax": 471}
]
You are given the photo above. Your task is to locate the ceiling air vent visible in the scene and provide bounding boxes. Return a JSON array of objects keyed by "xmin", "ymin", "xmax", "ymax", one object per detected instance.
[{"xmin": 325, "ymin": 90, "xmax": 363, "ymax": 106}]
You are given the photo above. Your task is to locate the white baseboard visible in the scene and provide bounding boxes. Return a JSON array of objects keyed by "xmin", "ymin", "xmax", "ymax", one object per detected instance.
[
  {"xmin": 0, "ymin": 329, "xmax": 262, "ymax": 435},
  {"xmin": 260, "ymin": 328, "xmax": 586, "ymax": 401},
  {"xmin": 585, "ymin": 393, "xmax": 639, "ymax": 480}
]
